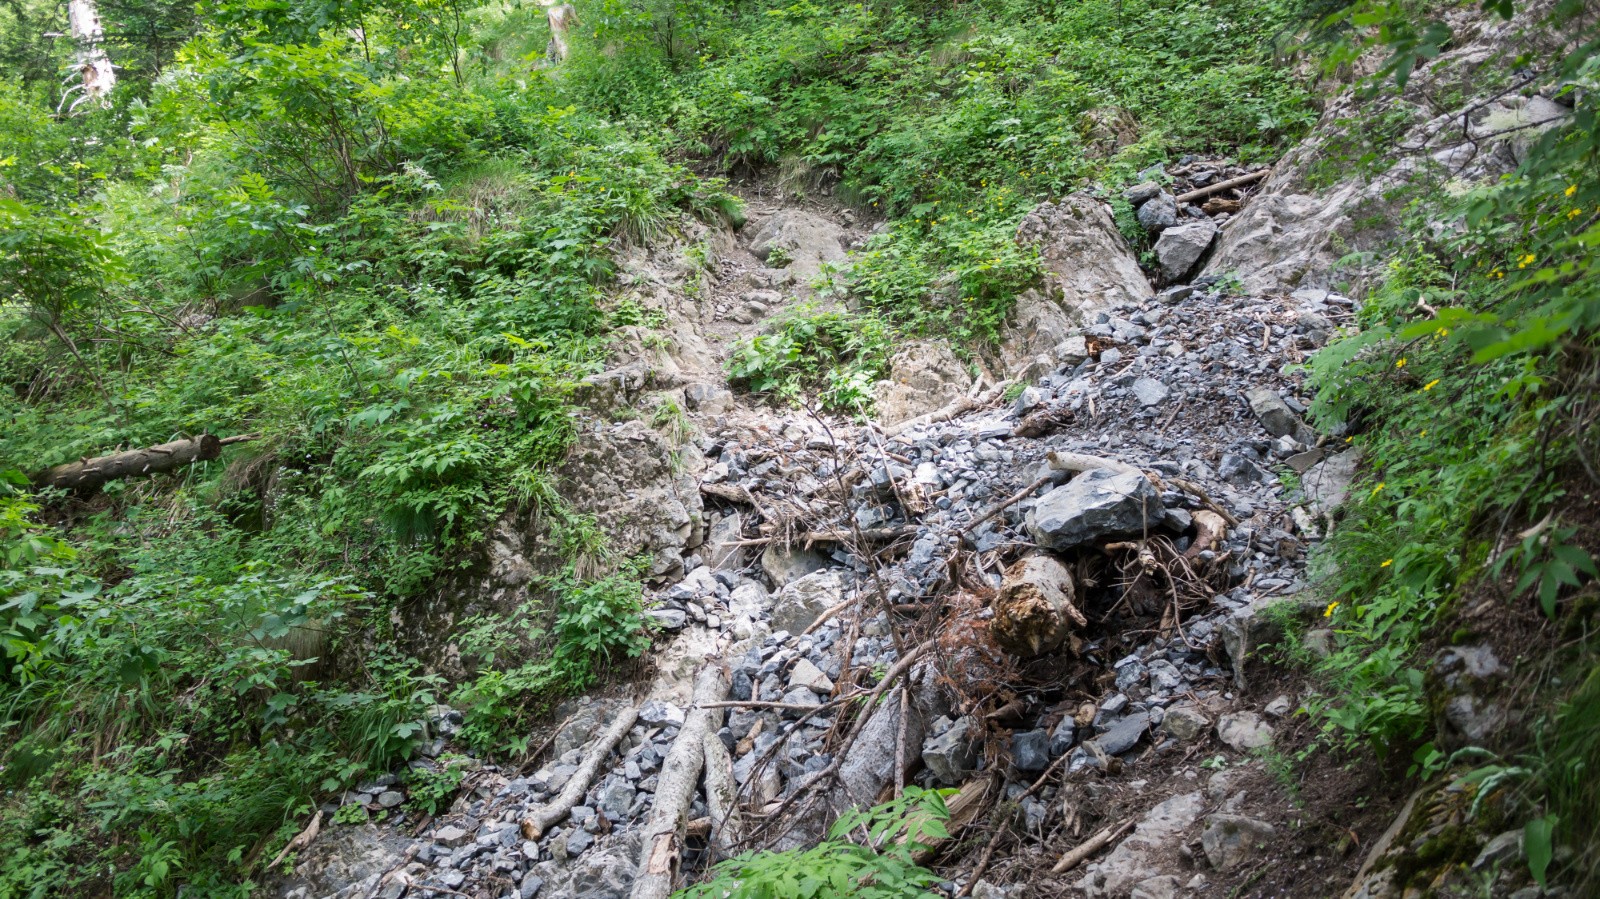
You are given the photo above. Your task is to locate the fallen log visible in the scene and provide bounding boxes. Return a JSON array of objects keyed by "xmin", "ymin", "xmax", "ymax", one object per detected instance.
[
  {"xmin": 1173, "ymin": 168, "xmax": 1270, "ymax": 205},
  {"xmin": 35, "ymin": 434, "xmax": 256, "ymax": 491},
  {"xmin": 703, "ymin": 729, "xmax": 741, "ymax": 861},
  {"xmin": 1051, "ymin": 817, "xmax": 1135, "ymax": 874},
  {"xmin": 631, "ymin": 664, "xmax": 730, "ymax": 899},
  {"xmin": 521, "ymin": 705, "xmax": 640, "ymax": 840},
  {"xmin": 1045, "ymin": 451, "xmax": 1141, "ymax": 477},
  {"xmin": 991, "ymin": 554, "xmax": 1085, "ymax": 657}
]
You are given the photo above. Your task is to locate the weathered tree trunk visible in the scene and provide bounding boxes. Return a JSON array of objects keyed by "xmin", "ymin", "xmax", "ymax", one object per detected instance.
[
  {"xmin": 702, "ymin": 729, "xmax": 741, "ymax": 861},
  {"xmin": 35, "ymin": 435, "xmax": 251, "ymax": 491},
  {"xmin": 67, "ymin": 0, "xmax": 115, "ymax": 109},
  {"xmin": 544, "ymin": 1, "xmax": 575, "ymax": 62},
  {"xmin": 991, "ymin": 554, "xmax": 1085, "ymax": 657},
  {"xmin": 520, "ymin": 704, "xmax": 641, "ymax": 841},
  {"xmin": 631, "ymin": 664, "xmax": 730, "ymax": 899}
]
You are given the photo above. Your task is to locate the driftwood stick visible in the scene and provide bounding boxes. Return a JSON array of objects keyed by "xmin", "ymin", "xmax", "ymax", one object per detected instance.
[
  {"xmin": 1050, "ymin": 818, "xmax": 1135, "ymax": 874},
  {"xmin": 802, "ymin": 598, "xmax": 856, "ymax": 636},
  {"xmin": 1173, "ymin": 168, "xmax": 1270, "ymax": 204},
  {"xmin": 521, "ymin": 706, "xmax": 640, "ymax": 840},
  {"xmin": 1170, "ymin": 478, "xmax": 1240, "ymax": 526},
  {"xmin": 1045, "ymin": 451, "xmax": 1141, "ymax": 477},
  {"xmin": 269, "ymin": 810, "xmax": 322, "ymax": 870},
  {"xmin": 727, "ymin": 526, "xmax": 916, "ymax": 548},
  {"xmin": 631, "ymin": 664, "xmax": 730, "ymax": 899}
]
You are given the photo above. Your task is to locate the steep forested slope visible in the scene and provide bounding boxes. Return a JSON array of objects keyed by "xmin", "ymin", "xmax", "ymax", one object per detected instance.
[{"xmin": 1, "ymin": 0, "xmax": 1597, "ymax": 896}]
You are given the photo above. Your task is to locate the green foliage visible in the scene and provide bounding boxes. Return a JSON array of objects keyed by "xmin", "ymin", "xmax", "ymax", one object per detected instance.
[
  {"xmin": 450, "ymin": 564, "xmax": 651, "ymax": 754},
  {"xmin": 407, "ymin": 753, "xmax": 473, "ymax": 816},
  {"xmin": 676, "ymin": 786, "xmax": 951, "ymax": 899},
  {"xmin": 0, "ymin": 0, "xmax": 736, "ymax": 888},
  {"xmin": 553, "ymin": 0, "xmax": 1315, "ymax": 384},
  {"xmin": 1284, "ymin": 17, "xmax": 1600, "ymax": 898},
  {"xmin": 726, "ymin": 307, "xmax": 892, "ymax": 413}
]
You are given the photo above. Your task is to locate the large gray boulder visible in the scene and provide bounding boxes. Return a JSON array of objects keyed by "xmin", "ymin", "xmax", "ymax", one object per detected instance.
[
  {"xmin": 558, "ymin": 419, "xmax": 704, "ymax": 579},
  {"xmin": 991, "ymin": 289, "xmax": 1090, "ymax": 382},
  {"xmin": 1079, "ymin": 792, "xmax": 1206, "ymax": 898},
  {"xmin": 1027, "ymin": 469, "xmax": 1165, "ymax": 551},
  {"xmin": 1303, "ymin": 449, "xmax": 1361, "ymax": 518},
  {"xmin": 1154, "ymin": 221, "xmax": 1218, "ymax": 282},
  {"xmin": 1202, "ymin": 7, "xmax": 1569, "ymax": 294},
  {"xmin": 749, "ymin": 210, "xmax": 849, "ymax": 289},
  {"xmin": 998, "ymin": 195, "xmax": 1148, "ymax": 379},
  {"xmin": 1015, "ymin": 195, "xmax": 1149, "ymax": 315},
  {"xmin": 761, "ymin": 545, "xmax": 830, "ymax": 588},
  {"xmin": 874, "ymin": 340, "xmax": 973, "ymax": 426},
  {"xmin": 769, "ymin": 569, "xmax": 848, "ymax": 633}
]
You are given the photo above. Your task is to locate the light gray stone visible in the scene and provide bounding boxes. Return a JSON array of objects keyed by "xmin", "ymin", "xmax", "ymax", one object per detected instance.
[
  {"xmin": 1303, "ymin": 449, "xmax": 1361, "ymax": 519},
  {"xmin": 1202, "ymin": 815, "xmax": 1277, "ymax": 870},
  {"xmin": 761, "ymin": 546, "xmax": 830, "ymax": 589},
  {"xmin": 749, "ymin": 209, "xmax": 850, "ymax": 289},
  {"xmin": 922, "ymin": 716, "xmax": 980, "ymax": 785},
  {"xmin": 875, "ymin": 340, "xmax": 974, "ymax": 427},
  {"xmin": 1246, "ymin": 387, "xmax": 1313, "ymax": 444},
  {"xmin": 1162, "ymin": 705, "xmax": 1211, "ymax": 742},
  {"xmin": 1216, "ymin": 711, "xmax": 1274, "ymax": 751},
  {"xmin": 1154, "ymin": 221, "xmax": 1218, "ymax": 282},
  {"xmin": 1131, "ymin": 378, "xmax": 1170, "ymax": 407},
  {"xmin": 1079, "ymin": 792, "xmax": 1206, "ymax": 898},
  {"xmin": 770, "ymin": 569, "xmax": 848, "ymax": 634},
  {"xmin": 788, "ymin": 658, "xmax": 835, "ymax": 694}
]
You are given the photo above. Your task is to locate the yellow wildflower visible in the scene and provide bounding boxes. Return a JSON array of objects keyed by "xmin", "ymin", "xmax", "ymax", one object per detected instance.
[
  {"xmin": 1396, "ymin": 357, "xmax": 1406, "ymax": 368},
  {"xmin": 1571, "ymin": 209, "xmax": 1583, "ymax": 219},
  {"xmin": 1421, "ymin": 429, "xmax": 1428, "ymax": 437},
  {"xmin": 1381, "ymin": 558, "xmax": 1393, "ymax": 568},
  {"xmin": 1566, "ymin": 184, "xmax": 1578, "ymax": 197},
  {"xmin": 1518, "ymin": 253, "xmax": 1536, "ymax": 268},
  {"xmin": 1371, "ymin": 481, "xmax": 1386, "ymax": 498},
  {"xmin": 1423, "ymin": 379, "xmax": 1440, "ymax": 391},
  {"xmin": 1324, "ymin": 601, "xmax": 1340, "ymax": 618}
]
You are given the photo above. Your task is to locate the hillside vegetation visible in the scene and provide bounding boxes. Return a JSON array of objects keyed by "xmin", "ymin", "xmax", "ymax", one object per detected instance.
[{"xmin": 1, "ymin": 0, "xmax": 1597, "ymax": 895}]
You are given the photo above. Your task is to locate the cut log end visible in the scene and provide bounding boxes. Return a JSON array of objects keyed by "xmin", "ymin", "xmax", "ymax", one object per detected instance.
[{"xmin": 991, "ymin": 555, "xmax": 1084, "ymax": 657}]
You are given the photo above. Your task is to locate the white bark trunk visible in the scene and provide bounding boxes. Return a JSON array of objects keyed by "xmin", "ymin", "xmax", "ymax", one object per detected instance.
[
  {"xmin": 702, "ymin": 730, "xmax": 741, "ymax": 861},
  {"xmin": 543, "ymin": 2, "xmax": 575, "ymax": 62},
  {"xmin": 631, "ymin": 664, "xmax": 730, "ymax": 899},
  {"xmin": 67, "ymin": 0, "xmax": 115, "ymax": 108}
]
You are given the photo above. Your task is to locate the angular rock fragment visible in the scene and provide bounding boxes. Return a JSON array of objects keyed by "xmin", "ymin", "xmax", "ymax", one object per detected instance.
[
  {"xmin": 1027, "ymin": 469, "xmax": 1165, "ymax": 551},
  {"xmin": 1154, "ymin": 221, "xmax": 1218, "ymax": 282}
]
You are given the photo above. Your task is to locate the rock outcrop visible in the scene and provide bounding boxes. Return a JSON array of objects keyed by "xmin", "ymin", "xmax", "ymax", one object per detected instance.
[
  {"xmin": 1202, "ymin": 7, "xmax": 1572, "ymax": 293},
  {"xmin": 998, "ymin": 195, "xmax": 1149, "ymax": 378},
  {"xmin": 874, "ymin": 340, "xmax": 974, "ymax": 426}
]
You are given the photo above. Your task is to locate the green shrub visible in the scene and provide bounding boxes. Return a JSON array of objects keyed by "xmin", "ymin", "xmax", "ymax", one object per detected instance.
[
  {"xmin": 677, "ymin": 786, "xmax": 952, "ymax": 899},
  {"xmin": 726, "ymin": 307, "xmax": 892, "ymax": 413}
]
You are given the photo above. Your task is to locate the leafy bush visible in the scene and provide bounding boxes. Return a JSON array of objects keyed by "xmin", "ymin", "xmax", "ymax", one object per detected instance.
[
  {"xmin": 1298, "ymin": 0, "xmax": 1599, "ymax": 768},
  {"xmin": 726, "ymin": 307, "xmax": 893, "ymax": 413},
  {"xmin": 677, "ymin": 786, "xmax": 952, "ymax": 899}
]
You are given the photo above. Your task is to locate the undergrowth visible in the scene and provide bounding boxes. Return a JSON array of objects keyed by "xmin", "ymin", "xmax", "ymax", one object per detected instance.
[{"xmin": 1289, "ymin": 1, "xmax": 1600, "ymax": 889}]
